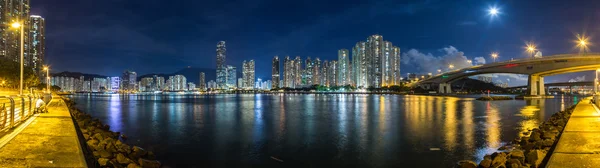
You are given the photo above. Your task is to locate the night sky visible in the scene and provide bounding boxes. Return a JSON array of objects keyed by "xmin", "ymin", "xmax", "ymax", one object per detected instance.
[{"xmin": 31, "ymin": 0, "xmax": 600, "ymax": 86}]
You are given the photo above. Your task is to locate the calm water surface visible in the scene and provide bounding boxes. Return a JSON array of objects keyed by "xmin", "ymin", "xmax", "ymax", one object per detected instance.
[{"xmin": 68, "ymin": 94, "xmax": 577, "ymax": 167}]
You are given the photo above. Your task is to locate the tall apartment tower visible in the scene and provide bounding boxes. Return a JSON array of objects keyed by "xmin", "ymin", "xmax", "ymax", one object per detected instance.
[
  {"xmin": 226, "ymin": 65, "xmax": 236, "ymax": 89},
  {"xmin": 216, "ymin": 41, "xmax": 226, "ymax": 89},
  {"xmin": 272, "ymin": 56, "xmax": 280, "ymax": 89},
  {"xmin": 338, "ymin": 49, "xmax": 350, "ymax": 86},
  {"xmin": 293, "ymin": 56, "xmax": 302, "ymax": 88},
  {"xmin": 0, "ymin": 0, "xmax": 30, "ymax": 63},
  {"xmin": 283, "ymin": 56, "xmax": 293, "ymax": 88},
  {"xmin": 304, "ymin": 57, "xmax": 313, "ymax": 85},
  {"xmin": 242, "ymin": 60, "xmax": 255, "ymax": 89},
  {"xmin": 27, "ymin": 15, "xmax": 44, "ymax": 78},
  {"xmin": 313, "ymin": 58, "xmax": 321, "ymax": 85},
  {"xmin": 352, "ymin": 41, "xmax": 367, "ymax": 88},
  {"xmin": 199, "ymin": 72, "xmax": 206, "ymax": 90}
]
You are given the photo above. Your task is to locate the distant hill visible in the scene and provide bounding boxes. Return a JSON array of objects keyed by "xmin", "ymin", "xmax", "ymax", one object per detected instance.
[
  {"xmin": 51, "ymin": 71, "xmax": 109, "ymax": 80},
  {"xmin": 138, "ymin": 67, "xmax": 216, "ymax": 85}
]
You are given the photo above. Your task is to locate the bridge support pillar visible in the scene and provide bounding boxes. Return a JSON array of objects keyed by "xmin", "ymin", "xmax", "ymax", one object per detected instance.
[
  {"xmin": 527, "ymin": 75, "xmax": 545, "ymax": 96},
  {"xmin": 438, "ymin": 83, "xmax": 452, "ymax": 94}
]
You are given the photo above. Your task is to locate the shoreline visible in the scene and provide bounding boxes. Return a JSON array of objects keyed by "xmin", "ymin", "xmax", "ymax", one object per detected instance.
[
  {"xmin": 456, "ymin": 103, "xmax": 577, "ymax": 168},
  {"xmin": 63, "ymin": 97, "xmax": 161, "ymax": 168}
]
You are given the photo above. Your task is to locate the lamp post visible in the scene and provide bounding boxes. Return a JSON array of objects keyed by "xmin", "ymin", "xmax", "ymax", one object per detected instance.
[
  {"xmin": 43, "ymin": 66, "xmax": 50, "ymax": 93},
  {"xmin": 576, "ymin": 34, "xmax": 589, "ymax": 56},
  {"xmin": 491, "ymin": 52, "xmax": 499, "ymax": 62},
  {"xmin": 594, "ymin": 69, "xmax": 600, "ymax": 94},
  {"xmin": 526, "ymin": 42, "xmax": 537, "ymax": 58},
  {"xmin": 11, "ymin": 22, "xmax": 24, "ymax": 95}
]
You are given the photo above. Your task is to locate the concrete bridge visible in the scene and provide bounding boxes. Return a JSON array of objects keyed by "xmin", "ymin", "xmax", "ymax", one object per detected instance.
[{"xmin": 409, "ymin": 54, "xmax": 600, "ymax": 96}]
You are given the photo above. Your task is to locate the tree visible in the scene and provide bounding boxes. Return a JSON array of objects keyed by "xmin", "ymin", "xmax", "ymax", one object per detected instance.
[{"xmin": 0, "ymin": 57, "xmax": 40, "ymax": 89}]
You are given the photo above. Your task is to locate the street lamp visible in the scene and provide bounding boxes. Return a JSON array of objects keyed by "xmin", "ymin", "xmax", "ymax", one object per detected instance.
[
  {"xmin": 449, "ymin": 64, "xmax": 455, "ymax": 70},
  {"xmin": 594, "ymin": 69, "xmax": 600, "ymax": 94},
  {"xmin": 491, "ymin": 52, "xmax": 499, "ymax": 62},
  {"xmin": 43, "ymin": 66, "xmax": 50, "ymax": 93},
  {"xmin": 467, "ymin": 60, "xmax": 472, "ymax": 64},
  {"xmin": 576, "ymin": 34, "xmax": 590, "ymax": 55},
  {"xmin": 11, "ymin": 21, "xmax": 24, "ymax": 95},
  {"xmin": 526, "ymin": 42, "xmax": 537, "ymax": 58}
]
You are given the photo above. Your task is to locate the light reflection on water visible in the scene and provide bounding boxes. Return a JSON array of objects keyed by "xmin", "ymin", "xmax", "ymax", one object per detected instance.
[{"xmin": 68, "ymin": 94, "xmax": 574, "ymax": 167}]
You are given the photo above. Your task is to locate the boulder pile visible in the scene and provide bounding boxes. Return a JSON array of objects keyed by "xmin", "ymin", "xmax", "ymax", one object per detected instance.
[
  {"xmin": 456, "ymin": 105, "xmax": 576, "ymax": 168},
  {"xmin": 64, "ymin": 98, "xmax": 160, "ymax": 168}
]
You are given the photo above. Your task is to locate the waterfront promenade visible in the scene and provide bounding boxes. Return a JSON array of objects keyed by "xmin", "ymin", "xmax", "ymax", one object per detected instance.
[
  {"xmin": 0, "ymin": 96, "xmax": 87, "ymax": 167},
  {"xmin": 547, "ymin": 97, "xmax": 600, "ymax": 167}
]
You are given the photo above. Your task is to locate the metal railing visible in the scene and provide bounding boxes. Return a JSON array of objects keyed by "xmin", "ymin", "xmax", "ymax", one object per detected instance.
[{"xmin": 0, "ymin": 93, "xmax": 45, "ymax": 132}]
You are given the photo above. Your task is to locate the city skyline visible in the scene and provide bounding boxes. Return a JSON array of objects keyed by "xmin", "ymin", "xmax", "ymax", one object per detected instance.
[{"xmin": 29, "ymin": 0, "xmax": 600, "ymax": 86}]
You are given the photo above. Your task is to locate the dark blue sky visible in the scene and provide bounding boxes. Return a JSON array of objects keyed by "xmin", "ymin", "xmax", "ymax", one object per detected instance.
[{"xmin": 32, "ymin": 0, "xmax": 600, "ymax": 86}]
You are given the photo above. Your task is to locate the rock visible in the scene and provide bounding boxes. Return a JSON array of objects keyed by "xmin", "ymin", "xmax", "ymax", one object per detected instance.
[
  {"xmin": 522, "ymin": 143, "xmax": 535, "ymax": 151},
  {"xmin": 456, "ymin": 160, "xmax": 477, "ymax": 168},
  {"xmin": 498, "ymin": 146, "xmax": 509, "ymax": 150},
  {"xmin": 127, "ymin": 163, "xmax": 141, "ymax": 168},
  {"xmin": 509, "ymin": 150, "xmax": 525, "ymax": 163},
  {"xmin": 86, "ymin": 139, "xmax": 99, "ymax": 148},
  {"xmin": 542, "ymin": 139, "xmax": 554, "ymax": 147},
  {"xmin": 507, "ymin": 158, "xmax": 522, "ymax": 166},
  {"xmin": 117, "ymin": 153, "xmax": 131, "ymax": 164},
  {"xmin": 98, "ymin": 150, "xmax": 113, "ymax": 159},
  {"xmin": 121, "ymin": 134, "xmax": 128, "ymax": 140},
  {"xmin": 138, "ymin": 158, "xmax": 161, "ymax": 168},
  {"xmin": 133, "ymin": 146, "xmax": 148, "ymax": 156},
  {"xmin": 92, "ymin": 151, "xmax": 100, "ymax": 158},
  {"xmin": 479, "ymin": 159, "xmax": 492, "ymax": 168},
  {"xmin": 98, "ymin": 158, "xmax": 110, "ymax": 166},
  {"xmin": 529, "ymin": 131, "xmax": 541, "ymax": 142},
  {"xmin": 110, "ymin": 160, "xmax": 125, "ymax": 168},
  {"xmin": 83, "ymin": 133, "xmax": 90, "ymax": 140},
  {"xmin": 556, "ymin": 119, "xmax": 566, "ymax": 126},
  {"xmin": 93, "ymin": 133, "xmax": 104, "ymax": 141},
  {"xmin": 542, "ymin": 131, "xmax": 557, "ymax": 139},
  {"xmin": 526, "ymin": 150, "xmax": 545, "ymax": 167},
  {"xmin": 147, "ymin": 151, "xmax": 156, "ymax": 160},
  {"xmin": 491, "ymin": 152, "xmax": 507, "ymax": 167}
]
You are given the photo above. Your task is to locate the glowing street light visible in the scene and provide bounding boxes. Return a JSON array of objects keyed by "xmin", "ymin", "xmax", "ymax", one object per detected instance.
[
  {"xmin": 43, "ymin": 66, "xmax": 50, "ymax": 93},
  {"xmin": 467, "ymin": 60, "xmax": 472, "ymax": 64},
  {"xmin": 575, "ymin": 34, "xmax": 590, "ymax": 55},
  {"xmin": 526, "ymin": 42, "xmax": 537, "ymax": 58},
  {"xmin": 11, "ymin": 21, "xmax": 24, "ymax": 95},
  {"xmin": 449, "ymin": 64, "xmax": 455, "ymax": 70},
  {"xmin": 491, "ymin": 52, "xmax": 499, "ymax": 62}
]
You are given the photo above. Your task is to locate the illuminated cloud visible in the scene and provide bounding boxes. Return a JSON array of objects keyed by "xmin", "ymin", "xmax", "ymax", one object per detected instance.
[{"xmin": 402, "ymin": 46, "xmax": 474, "ymax": 73}]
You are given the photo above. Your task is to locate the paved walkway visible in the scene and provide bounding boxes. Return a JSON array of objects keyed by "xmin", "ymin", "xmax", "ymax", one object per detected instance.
[
  {"xmin": 547, "ymin": 97, "xmax": 600, "ymax": 168},
  {"xmin": 0, "ymin": 96, "xmax": 87, "ymax": 167}
]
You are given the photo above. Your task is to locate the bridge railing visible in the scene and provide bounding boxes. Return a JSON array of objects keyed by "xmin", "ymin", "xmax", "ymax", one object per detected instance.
[{"xmin": 0, "ymin": 93, "xmax": 45, "ymax": 133}]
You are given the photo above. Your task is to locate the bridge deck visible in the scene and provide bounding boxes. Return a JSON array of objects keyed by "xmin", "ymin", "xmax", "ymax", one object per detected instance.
[
  {"xmin": 547, "ymin": 97, "xmax": 600, "ymax": 167},
  {"xmin": 0, "ymin": 96, "xmax": 87, "ymax": 167}
]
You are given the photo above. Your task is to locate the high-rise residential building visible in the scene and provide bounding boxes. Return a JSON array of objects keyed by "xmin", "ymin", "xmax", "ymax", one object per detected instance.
[
  {"xmin": 352, "ymin": 41, "xmax": 367, "ymax": 88},
  {"xmin": 293, "ymin": 56, "xmax": 302, "ymax": 88},
  {"xmin": 272, "ymin": 56, "xmax": 280, "ymax": 88},
  {"xmin": 391, "ymin": 46, "xmax": 401, "ymax": 85},
  {"xmin": 366, "ymin": 35, "xmax": 383, "ymax": 88},
  {"xmin": 121, "ymin": 70, "xmax": 137, "ymax": 91},
  {"xmin": 216, "ymin": 41, "xmax": 227, "ymax": 89},
  {"xmin": 338, "ymin": 49, "xmax": 350, "ymax": 86},
  {"xmin": 321, "ymin": 60, "xmax": 329, "ymax": 86},
  {"xmin": 313, "ymin": 58, "xmax": 321, "ymax": 85},
  {"xmin": 155, "ymin": 76, "xmax": 164, "ymax": 91},
  {"xmin": 352, "ymin": 35, "xmax": 401, "ymax": 88},
  {"xmin": 226, "ymin": 65, "xmax": 236, "ymax": 89},
  {"xmin": 304, "ymin": 57, "xmax": 313, "ymax": 85},
  {"xmin": 242, "ymin": 60, "xmax": 255, "ymax": 89},
  {"xmin": 168, "ymin": 75, "xmax": 187, "ymax": 91},
  {"xmin": 207, "ymin": 80, "xmax": 217, "ymax": 89},
  {"xmin": 237, "ymin": 78, "xmax": 244, "ymax": 88},
  {"xmin": 140, "ymin": 77, "xmax": 154, "ymax": 92},
  {"xmin": 329, "ymin": 61, "xmax": 338, "ymax": 86},
  {"xmin": 0, "ymin": 0, "xmax": 30, "ymax": 63},
  {"xmin": 110, "ymin": 77, "xmax": 120, "ymax": 92},
  {"xmin": 198, "ymin": 72, "xmax": 206, "ymax": 90},
  {"xmin": 283, "ymin": 56, "xmax": 293, "ymax": 88},
  {"xmin": 187, "ymin": 82, "xmax": 196, "ymax": 91},
  {"xmin": 27, "ymin": 15, "xmax": 44, "ymax": 78}
]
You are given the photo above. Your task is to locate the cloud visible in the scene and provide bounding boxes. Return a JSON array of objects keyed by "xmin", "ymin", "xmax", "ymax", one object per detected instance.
[
  {"xmin": 402, "ymin": 46, "xmax": 474, "ymax": 73},
  {"xmin": 474, "ymin": 57, "xmax": 486, "ymax": 64},
  {"xmin": 568, "ymin": 75, "xmax": 586, "ymax": 82},
  {"xmin": 457, "ymin": 21, "xmax": 477, "ymax": 26}
]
